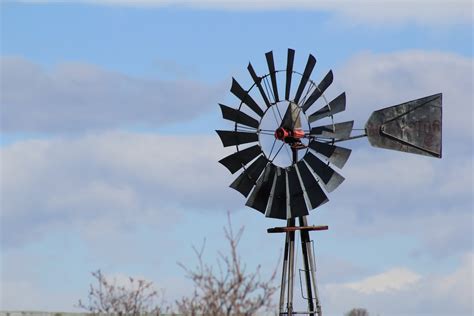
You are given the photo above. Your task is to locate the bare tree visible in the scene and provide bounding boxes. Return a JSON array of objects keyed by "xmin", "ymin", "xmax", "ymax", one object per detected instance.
[
  {"xmin": 176, "ymin": 213, "xmax": 278, "ymax": 316},
  {"xmin": 345, "ymin": 308, "xmax": 369, "ymax": 316},
  {"xmin": 77, "ymin": 269, "xmax": 169, "ymax": 315}
]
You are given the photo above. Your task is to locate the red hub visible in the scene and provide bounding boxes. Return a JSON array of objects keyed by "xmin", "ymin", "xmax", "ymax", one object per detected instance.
[{"xmin": 275, "ymin": 127, "xmax": 305, "ymax": 146}]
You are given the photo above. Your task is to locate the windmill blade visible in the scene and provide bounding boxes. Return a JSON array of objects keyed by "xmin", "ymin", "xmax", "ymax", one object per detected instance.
[
  {"xmin": 308, "ymin": 141, "xmax": 352, "ymax": 169},
  {"xmin": 295, "ymin": 160, "xmax": 329, "ymax": 209},
  {"xmin": 294, "ymin": 54, "xmax": 316, "ymax": 104},
  {"xmin": 265, "ymin": 51, "xmax": 280, "ymax": 103},
  {"xmin": 302, "ymin": 70, "xmax": 334, "ymax": 112},
  {"xmin": 366, "ymin": 93, "xmax": 442, "ymax": 158},
  {"xmin": 309, "ymin": 121, "xmax": 354, "ymax": 139},
  {"xmin": 230, "ymin": 155, "xmax": 267, "ymax": 197},
  {"xmin": 285, "ymin": 48, "xmax": 295, "ymax": 100},
  {"xmin": 219, "ymin": 145, "xmax": 262, "ymax": 174},
  {"xmin": 245, "ymin": 164, "xmax": 276, "ymax": 213},
  {"xmin": 247, "ymin": 63, "xmax": 271, "ymax": 108},
  {"xmin": 280, "ymin": 102, "xmax": 301, "ymax": 130},
  {"xmin": 231, "ymin": 78, "xmax": 264, "ymax": 117},
  {"xmin": 219, "ymin": 104, "xmax": 260, "ymax": 129},
  {"xmin": 302, "ymin": 151, "xmax": 345, "ymax": 193},
  {"xmin": 265, "ymin": 167, "xmax": 287, "ymax": 219},
  {"xmin": 287, "ymin": 166, "xmax": 309, "ymax": 217},
  {"xmin": 216, "ymin": 130, "xmax": 258, "ymax": 147},
  {"xmin": 308, "ymin": 92, "xmax": 346, "ymax": 123}
]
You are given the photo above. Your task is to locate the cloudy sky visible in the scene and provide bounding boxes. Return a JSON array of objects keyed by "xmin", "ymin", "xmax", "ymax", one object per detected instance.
[{"xmin": 1, "ymin": 1, "xmax": 472, "ymax": 315}]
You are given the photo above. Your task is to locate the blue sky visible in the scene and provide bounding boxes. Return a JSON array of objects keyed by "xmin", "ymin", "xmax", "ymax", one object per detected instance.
[{"xmin": 1, "ymin": 1, "xmax": 473, "ymax": 315}]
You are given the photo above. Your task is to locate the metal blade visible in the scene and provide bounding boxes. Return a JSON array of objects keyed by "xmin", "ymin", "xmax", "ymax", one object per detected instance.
[
  {"xmin": 219, "ymin": 144, "xmax": 263, "ymax": 174},
  {"xmin": 308, "ymin": 92, "xmax": 346, "ymax": 123},
  {"xmin": 247, "ymin": 63, "xmax": 271, "ymax": 108},
  {"xmin": 265, "ymin": 167, "xmax": 287, "ymax": 219},
  {"xmin": 287, "ymin": 166, "xmax": 309, "ymax": 217},
  {"xmin": 309, "ymin": 121, "xmax": 354, "ymax": 139},
  {"xmin": 285, "ymin": 48, "xmax": 295, "ymax": 101},
  {"xmin": 308, "ymin": 141, "xmax": 352, "ymax": 169},
  {"xmin": 294, "ymin": 54, "xmax": 316, "ymax": 104},
  {"xmin": 280, "ymin": 102, "xmax": 301, "ymax": 130},
  {"xmin": 295, "ymin": 160, "xmax": 328, "ymax": 209},
  {"xmin": 230, "ymin": 78, "xmax": 264, "ymax": 117},
  {"xmin": 216, "ymin": 130, "xmax": 258, "ymax": 147},
  {"xmin": 219, "ymin": 104, "xmax": 260, "ymax": 129},
  {"xmin": 366, "ymin": 93, "xmax": 442, "ymax": 158},
  {"xmin": 265, "ymin": 51, "xmax": 279, "ymax": 103},
  {"xmin": 229, "ymin": 155, "xmax": 267, "ymax": 197},
  {"xmin": 303, "ymin": 152, "xmax": 345, "ymax": 193},
  {"xmin": 245, "ymin": 164, "xmax": 276, "ymax": 214},
  {"xmin": 302, "ymin": 70, "xmax": 333, "ymax": 112}
]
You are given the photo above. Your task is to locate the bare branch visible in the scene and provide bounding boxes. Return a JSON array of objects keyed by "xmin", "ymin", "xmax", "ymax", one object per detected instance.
[
  {"xmin": 176, "ymin": 211, "xmax": 278, "ymax": 316},
  {"xmin": 77, "ymin": 269, "xmax": 170, "ymax": 315}
]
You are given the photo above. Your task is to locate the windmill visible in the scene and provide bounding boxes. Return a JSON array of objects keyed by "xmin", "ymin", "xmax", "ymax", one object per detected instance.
[{"xmin": 216, "ymin": 49, "xmax": 442, "ymax": 316}]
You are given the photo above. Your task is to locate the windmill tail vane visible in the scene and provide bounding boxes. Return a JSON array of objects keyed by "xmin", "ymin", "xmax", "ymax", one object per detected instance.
[{"xmin": 215, "ymin": 48, "xmax": 442, "ymax": 316}]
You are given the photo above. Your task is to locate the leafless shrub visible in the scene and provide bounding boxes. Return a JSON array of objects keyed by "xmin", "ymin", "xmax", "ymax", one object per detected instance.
[
  {"xmin": 176, "ymin": 213, "xmax": 278, "ymax": 316},
  {"xmin": 77, "ymin": 269, "xmax": 170, "ymax": 315},
  {"xmin": 345, "ymin": 307, "xmax": 369, "ymax": 316}
]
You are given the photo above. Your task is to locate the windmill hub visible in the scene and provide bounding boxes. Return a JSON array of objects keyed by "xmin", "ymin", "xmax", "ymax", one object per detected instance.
[{"xmin": 274, "ymin": 127, "xmax": 305, "ymax": 145}]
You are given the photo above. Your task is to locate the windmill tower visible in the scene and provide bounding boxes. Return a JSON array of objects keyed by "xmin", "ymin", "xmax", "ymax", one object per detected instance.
[{"xmin": 216, "ymin": 49, "xmax": 442, "ymax": 315}]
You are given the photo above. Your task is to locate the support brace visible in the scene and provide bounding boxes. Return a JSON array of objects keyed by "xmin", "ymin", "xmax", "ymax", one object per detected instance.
[{"xmin": 271, "ymin": 217, "xmax": 326, "ymax": 316}]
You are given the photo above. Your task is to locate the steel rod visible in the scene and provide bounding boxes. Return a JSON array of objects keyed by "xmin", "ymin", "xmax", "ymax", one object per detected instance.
[
  {"xmin": 287, "ymin": 218, "xmax": 296, "ymax": 315},
  {"xmin": 279, "ymin": 221, "xmax": 291, "ymax": 312},
  {"xmin": 330, "ymin": 133, "xmax": 367, "ymax": 143},
  {"xmin": 299, "ymin": 216, "xmax": 315, "ymax": 315}
]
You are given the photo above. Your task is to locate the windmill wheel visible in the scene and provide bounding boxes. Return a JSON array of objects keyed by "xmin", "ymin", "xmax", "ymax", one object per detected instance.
[{"xmin": 216, "ymin": 49, "xmax": 353, "ymax": 220}]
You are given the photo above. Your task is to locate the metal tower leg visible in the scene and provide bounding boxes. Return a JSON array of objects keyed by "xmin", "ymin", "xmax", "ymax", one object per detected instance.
[
  {"xmin": 275, "ymin": 217, "xmax": 326, "ymax": 316},
  {"xmin": 299, "ymin": 216, "xmax": 315, "ymax": 316},
  {"xmin": 287, "ymin": 221, "xmax": 296, "ymax": 314},
  {"xmin": 300, "ymin": 216, "xmax": 322, "ymax": 316},
  {"xmin": 279, "ymin": 218, "xmax": 296, "ymax": 315},
  {"xmin": 279, "ymin": 221, "xmax": 290, "ymax": 312}
]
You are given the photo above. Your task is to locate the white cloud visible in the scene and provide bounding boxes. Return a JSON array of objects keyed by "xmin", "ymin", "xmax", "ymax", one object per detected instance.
[
  {"xmin": 343, "ymin": 268, "xmax": 421, "ymax": 294},
  {"xmin": 0, "ymin": 56, "xmax": 225, "ymax": 133},
  {"xmin": 0, "ymin": 131, "xmax": 239, "ymax": 247},
  {"xmin": 16, "ymin": 0, "xmax": 473, "ymax": 25},
  {"xmin": 325, "ymin": 145, "xmax": 472, "ymax": 258},
  {"xmin": 323, "ymin": 252, "xmax": 473, "ymax": 315},
  {"xmin": 334, "ymin": 50, "xmax": 473, "ymax": 142}
]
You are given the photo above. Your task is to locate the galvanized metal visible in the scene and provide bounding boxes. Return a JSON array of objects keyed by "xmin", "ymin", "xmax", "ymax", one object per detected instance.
[
  {"xmin": 366, "ymin": 93, "xmax": 442, "ymax": 158},
  {"xmin": 308, "ymin": 92, "xmax": 346, "ymax": 123},
  {"xmin": 217, "ymin": 50, "xmax": 353, "ymax": 220},
  {"xmin": 287, "ymin": 166, "xmax": 309, "ymax": 217},
  {"xmin": 245, "ymin": 163, "xmax": 276, "ymax": 213},
  {"xmin": 310, "ymin": 120, "xmax": 354, "ymax": 139},
  {"xmin": 247, "ymin": 62, "xmax": 272, "ymax": 108},
  {"xmin": 286, "ymin": 49, "xmax": 295, "ymax": 101},
  {"xmin": 276, "ymin": 216, "xmax": 324, "ymax": 316},
  {"xmin": 303, "ymin": 151, "xmax": 345, "ymax": 193},
  {"xmin": 219, "ymin": 144, "xmax": 262, "ymax": 174},
  {"xmin": 230, "ymin": 78, "xmax": 264, "ymax": 117},
  {"xmin": 302, "ymin": 70, "xmax": 334, "ymax": 113},
  {"xmin": 219, "ymin": 103, "xmax": 260, "ymax": 128},
  {"xmin": 267, "ymin": 225, "xmax": 329, "ymax": 233},
  {"xmin": 265, "ymin": 51, "xmax": 280, "ymax": 103},
  {"xmin": 280, "ymin": 102, "xmax": 303, "ymax": 131},
  {"xmin": 294, "ymin": 54, "xmax": 317, "ymax": 104},
  {"xmin": 229, "ymin": 155, "xmax": 267, "ymax": 197},
  {"xmin": 308, "ymin": 141, "xmax": 352, "ymax": 169},
  {"xmin": 216, "ymin": 130, "xmax": 258, "ymax": 147},
  {"xmin": 295, "ymin": 159, "xmax": 329, "ymax": 210},
  {"xmin": 217, "ymin": 49, "xmax": 444, "ymax": 316},
  {"xmin": 265, "ymin": 167, "xmax": 288, "ymax": 219}
]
